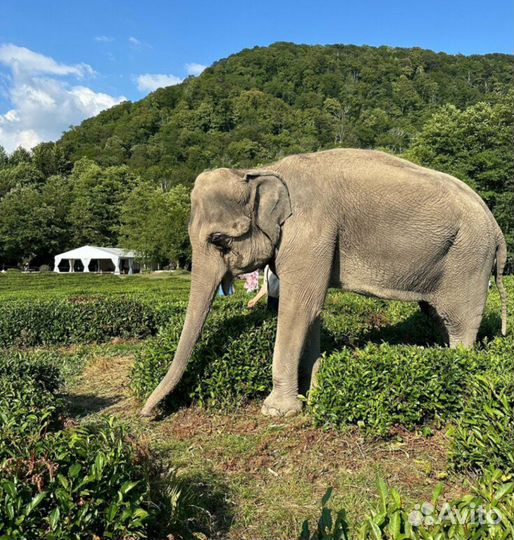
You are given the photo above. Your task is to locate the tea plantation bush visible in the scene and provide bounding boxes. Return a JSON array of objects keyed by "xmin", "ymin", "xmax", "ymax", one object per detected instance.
[
  {"xmin": 132, "ymin": 294, "xmax": 513, "ymax": 466},
  {"xmin": 131, "ymin": 303, "xmax": 276, "ymax": 408},
  {"xmin": 300, "ymin": 468, "xmax": 514, "ymax": 540},
  {"xmin": 0, "ymin": 351, "xmax": 154, "ymax": 539},
  {"xmin": 309, "ymin": 337, "xmax": 511, "ymax": 436},
  {"xmin": 0, "ymin": 296, "xmax": 188, "ymax": 348},
  {"xmin": 450, "ymin": 371, "xmax": 514, "ymax": 473}
]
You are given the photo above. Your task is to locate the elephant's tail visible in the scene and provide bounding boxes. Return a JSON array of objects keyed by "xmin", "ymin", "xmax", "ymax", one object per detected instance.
[{"xmin": 495, "ymin": 233, "xmax": 508, "ymax": 336}]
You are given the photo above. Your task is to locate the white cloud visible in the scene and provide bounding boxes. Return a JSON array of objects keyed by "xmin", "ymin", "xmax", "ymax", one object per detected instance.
[
  {"xmin": 0, "ymin": 44, "xmax": 94, "ymax": 78},
  {"xmin": 95, "ymin": 35, "xmax": 114, "ymax": 43},
  {"xmin": 0, "ymin": 43, "xmax": 125, "ymax": 152},
  {"xmin": 135, "ymin": 62, "xmax": 207, "ymax": 93},
  {"xmin": 185, "ymin": 63, "xmax": 206, "ymax": 76},
  {"xmin": 128, "ymin": 36, "xmax": 142, "ymax": 48},
  {"xmin": 136, "ymin": 73, "xmax": 183, "ymax": 92}
]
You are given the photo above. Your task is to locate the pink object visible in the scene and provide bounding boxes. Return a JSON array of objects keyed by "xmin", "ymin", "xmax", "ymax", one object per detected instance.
[{"xmin": 243, "ymin": 271, "xmax": 259, "ymax": 293}]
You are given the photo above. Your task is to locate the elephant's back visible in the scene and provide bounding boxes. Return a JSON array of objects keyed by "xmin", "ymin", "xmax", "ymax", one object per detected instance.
[{"xmin": 274, "ymin": 148, "xmax": 494, "ymax": 227}]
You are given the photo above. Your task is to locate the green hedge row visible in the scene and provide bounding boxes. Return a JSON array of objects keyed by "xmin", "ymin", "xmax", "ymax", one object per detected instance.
[
  {"xmin": 131, "ymin": 303, "xmax": 512, "ymax": 473},
  {"xmin": 0, "ymin": 351, "xmax": 153, "ymax": 539},
  {"xmin": 0, "ymin": 297, "xmax": 188, "ymax": 348},
  {"xmin": 301, "ymin": 468, "xmax": 514, "ymax": 540},
  {"xmin": 309, "ymin": 337, "xmax": 510, "ymax": 435},
  {"xmin": 131, "ymin": 303, "xmax": 275, "ymax": 408}
]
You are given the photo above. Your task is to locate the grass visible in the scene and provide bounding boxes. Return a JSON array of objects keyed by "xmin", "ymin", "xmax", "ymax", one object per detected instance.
[
  {"xmin": 65, "ymin": 348, "xmax": 470, "ymax": 539},
  {"xmin": 8, "ymin": 272, "xmax": 513, "ymax": 539}
]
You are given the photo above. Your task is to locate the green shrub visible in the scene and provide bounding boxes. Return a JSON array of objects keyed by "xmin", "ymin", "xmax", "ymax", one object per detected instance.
[
  {"xmin": 132, "ymin": 285, "xmax": 512, "ymax": 437},
  {"xmin": 322, "ymin": 293, "xmax": 432, "ymax": 347},
  {"xmin": 0, "ymin": 417, "xmax": 152, "ymax": 540},
  {"xmin": 0, "ymin": 350, "xmax": 63, "ymax": 392},
  {"xmin": 0, "ymin": 378, "xmax": 63, "ymax": 462},
  {"xmin": 301, "ymin": 468, "xmax": 514, "ymax": 540},
  {"xmin": 449, "ymin": 367, "xmax": 514, "ymax": 472},
  {"xmin": 308, "ymin": 338, "xmax": 511, "ymax": 436},
  {"xmin": 0, "ymin": 296, "xmax": 183, "ymax": 348},
  {"xmin": 0, "ymin": 349, "xmax": 155, "ymax": 538},
  {"xmin": 0, "ymin": 351, "xmax": 67, "ymax": 456},
  {"xmin": 131, "ymin": 301, "xmax": 275, "ymax": 409}
]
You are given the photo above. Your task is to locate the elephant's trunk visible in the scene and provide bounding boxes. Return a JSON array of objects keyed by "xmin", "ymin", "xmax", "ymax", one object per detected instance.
[{"xmin": 140, "ymin": 254, "xmax": 226, "ymax": 416}]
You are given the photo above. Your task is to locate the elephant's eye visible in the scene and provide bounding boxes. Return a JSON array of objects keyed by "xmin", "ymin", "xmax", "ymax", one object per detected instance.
[{"xmin": 209, "ymin": 233, "xmax": 232, "ymax": 253}]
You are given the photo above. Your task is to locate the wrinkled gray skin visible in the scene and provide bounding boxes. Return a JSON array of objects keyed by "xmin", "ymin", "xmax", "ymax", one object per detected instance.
[{"xmin": 141, "ymin": 149, "xmax": 508, "ymax": 418}]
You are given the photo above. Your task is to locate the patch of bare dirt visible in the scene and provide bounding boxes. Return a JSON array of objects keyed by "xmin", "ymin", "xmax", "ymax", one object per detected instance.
[
  {"xmin": 67, "ymin": 354, "xmax": 139, "ymax": 417},
  {"xmin": 69, "ymin": 352, "xmax": 468, "ymax": 537}
]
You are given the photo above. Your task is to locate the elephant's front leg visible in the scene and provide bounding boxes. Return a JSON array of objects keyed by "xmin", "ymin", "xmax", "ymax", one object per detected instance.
[
  {"xmin": 299, "ymin": 316, "xmax": 321, "ymax": 397},
  {"xmin": 262, "ymin": 287, "xmax": 325, "ymax": 418}
]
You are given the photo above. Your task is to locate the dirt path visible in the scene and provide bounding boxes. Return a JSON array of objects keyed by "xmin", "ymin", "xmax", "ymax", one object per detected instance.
[{"xmin": 67, "ymin": 353, "xmax": 469, "ymax": 539}]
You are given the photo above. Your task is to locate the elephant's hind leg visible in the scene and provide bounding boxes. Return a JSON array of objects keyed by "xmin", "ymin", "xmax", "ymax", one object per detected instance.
[
  {"xmin": 419, "ymin": 301, "xmax": 449, "ymax": 343},
  {"xmin": 432, "ymin": 286, "xmax": 488, "ymax": 348}
]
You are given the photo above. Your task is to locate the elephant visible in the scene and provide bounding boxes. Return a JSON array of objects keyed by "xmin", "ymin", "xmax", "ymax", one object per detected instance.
[{"xmin": 141, "ymin": 148, "xmax": 508, "ymax": 418}]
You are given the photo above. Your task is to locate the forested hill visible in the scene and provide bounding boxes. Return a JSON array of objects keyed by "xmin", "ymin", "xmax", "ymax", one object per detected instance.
[
  {"xmin": 59, "ymin": 42, "xmax": 513, "ymax": 185},
  {"xmin": 0, "ymin": 42, "xmax": 512, "ymax": 269}
]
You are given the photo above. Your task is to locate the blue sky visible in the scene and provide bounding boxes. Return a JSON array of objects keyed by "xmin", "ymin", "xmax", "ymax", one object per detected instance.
[{"xmin": 0, "ymin": 0, "xmax": 512, "ymax": 152}]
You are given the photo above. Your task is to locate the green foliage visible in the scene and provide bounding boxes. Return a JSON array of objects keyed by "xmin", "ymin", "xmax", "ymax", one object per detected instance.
[
  {"xmin": 311, "ymin": 343, "xmax": 476, "ymax": 435},
  {"xmin": 120, "ymin": 182, "xmax": 191, "ymax": 268},
  {"xmin": 0, "ymin": 296, "xmax": 162, "ymax": 347},
  {"xmin": 0, "ymin": 273, "xmax": 194, "ymax": 347},
  {"xmin": 0, "ymin": 271, "xmax": 192, "ymax": 301},
  {"xmin": 301, "ymin": 469, "xmax": 514, "ymax": 540},
  {"xmin": 68, "ymin": 158, "xmax": 137, "ymax": 247},
  {"xmin": 0, "ymin": 417, "xmax": 152, "ymax": 540},
  {"xmin": 448, "ymin": 341, "xmax": 514, "ymax": 472},
  {"xmin": 404, "ymin": 93, "xmax": 514, "ymax": 267},
  {"xmin": 0, "ymin": 350, "xmax": 63, "ymax": 392},
  {"xmin": 0, "ymin": 350, "xmax": 155, "ymax": 539},
  {"xmin": 131, "ymin": 299, "xmax": 275, "ymax": 408},
  {"xmin": 309, "ymin": 337, "xmax": 512, "ymax": 436},
  {"xmin": 131, "ymin": 278, "xmax": 512, "ymax": 439},
  {"xmin": 59, "ymin": 44, "xmax": 513, "ymax": 173},
  {"xmin": 0, "ymin": 185, "xmax": 57, "ymax": 265},
  {"xmin": 1, "ymin": 43, "xmax": 512, "ymax": 268}
]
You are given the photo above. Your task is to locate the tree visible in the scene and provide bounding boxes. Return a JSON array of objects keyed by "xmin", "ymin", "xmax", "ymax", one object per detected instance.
[
  {"xmin": 0, "ymin": 187, "xmax": 54, "ymax": 265},
  {"xmin": 8, "ymin": 146, "xmax": 31, "ymax": 166},
  {"xmin": 1, "ymin": 43, "xmax": 513, "ymax": 267},
  {"xmin": 163, "ymin": 184, "xmax": 191, "ymax": 267},
  {"xmin": 0, "ymin": 146, "xmax": 7, "ymax": 169},
  {"xmin": 32, "ymin": 142, "xmax": 69, "ymax": 177},
  {"xmin": 0, "ymin": 163, "xmax": 45, "ymax": 198},
  {"xmin": 119, "ymin": 182, "xmax": 165, "ymax": 267},
  {"xmin": 119, "ymin": 183, "xmax": 191, "ymax": 269},
  {"xmin": 68, "ymin": 159, "xmax": 137, "ymax": 246}
]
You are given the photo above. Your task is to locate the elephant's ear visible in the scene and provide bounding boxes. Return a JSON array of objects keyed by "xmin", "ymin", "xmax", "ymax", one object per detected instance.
[{"xmin": 244, "ymin": 170, "xmax": 292, "ymax": 245}]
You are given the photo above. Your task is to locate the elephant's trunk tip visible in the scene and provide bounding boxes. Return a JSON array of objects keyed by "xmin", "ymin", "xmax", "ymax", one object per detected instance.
[{"xmin": 140, "ymin": 404, "xmax": 155, "ymax": 418}]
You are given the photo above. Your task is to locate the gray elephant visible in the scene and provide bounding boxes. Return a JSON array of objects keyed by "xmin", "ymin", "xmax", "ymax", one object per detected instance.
[{"xmin": 141, "ymin": 149, "xmax": 508, "ymax": 418}]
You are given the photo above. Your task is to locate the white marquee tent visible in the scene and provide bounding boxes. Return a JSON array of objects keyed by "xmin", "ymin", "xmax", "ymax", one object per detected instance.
[{"xmin": 54, "ymin": 246, "xmax": 138, "ymax": 275}]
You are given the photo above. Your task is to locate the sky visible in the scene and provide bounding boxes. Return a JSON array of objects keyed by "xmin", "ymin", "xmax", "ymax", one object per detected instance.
[{"xmin": 0, "ymin": 0, "xmax": 512, "ymax": 153}]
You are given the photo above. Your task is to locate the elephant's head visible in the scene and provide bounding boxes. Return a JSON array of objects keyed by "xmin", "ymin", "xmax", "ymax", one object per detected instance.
[{"xmin": 140, "ymin": 167, "xmax": 291, "ymax": 416}]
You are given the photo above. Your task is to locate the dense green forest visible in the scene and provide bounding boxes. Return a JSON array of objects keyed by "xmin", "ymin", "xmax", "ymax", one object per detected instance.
[{"xmin": 0, "ymin": 42, "xmax": 512, "ymax": 269}]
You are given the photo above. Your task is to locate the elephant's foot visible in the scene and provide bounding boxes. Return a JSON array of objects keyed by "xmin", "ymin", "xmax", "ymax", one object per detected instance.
[{"xmin": 261, "ymin": 391, "xmax": 302, "ymax": 418}]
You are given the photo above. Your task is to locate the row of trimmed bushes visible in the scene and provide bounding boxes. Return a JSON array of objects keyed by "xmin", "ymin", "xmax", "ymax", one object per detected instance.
[
  {"xmin": 0, "ymin": 284, "xmax": 447, "ymax": 350},
  {"xmin": 131, "ymin": 303, "xmax": 513, "ymax": 472},
  {"xmin": 0, "ymin": 350, "xmax": 154, "ymax": 539},
  {"xmin": 0, "ymin": 297, "xmax": 188, "ymax": 348},
  {"xmin": 130, "ymin": 304, "xmax": 275, "ymax": 409}
]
